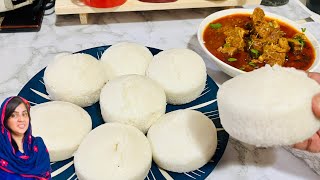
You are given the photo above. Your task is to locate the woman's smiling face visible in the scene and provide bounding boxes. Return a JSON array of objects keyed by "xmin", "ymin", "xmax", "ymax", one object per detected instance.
[{"xmin": 7, "ymin": 103, "xmax": 29, "ymax": 136}]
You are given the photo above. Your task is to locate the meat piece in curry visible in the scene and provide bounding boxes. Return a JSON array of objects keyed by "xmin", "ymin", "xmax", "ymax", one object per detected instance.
[
  {"xmin": 218, "ymin": 27, "xmax": 248, "ymax": 56},
  {"xmin": 203, "ymin": 7, "xmax": 315, "ymax": 72},
  {"xmin": 249, "ymin": 8, "xmax": 290, "ymax": 66},
  {"xmin": 288, "ymin": 33, "xmax": 308, "ymax": 54}
]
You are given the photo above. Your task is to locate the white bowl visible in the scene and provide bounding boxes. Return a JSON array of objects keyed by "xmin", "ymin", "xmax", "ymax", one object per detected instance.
[{"xmin": 197, "ymin": 8, "xmax": 320, "ymax": 77}]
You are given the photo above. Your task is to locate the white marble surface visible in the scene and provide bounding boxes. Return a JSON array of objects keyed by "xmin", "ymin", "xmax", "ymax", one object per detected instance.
[{"xmin": 1, "ymin": 0, "xmax": 320, "ymax": 179}]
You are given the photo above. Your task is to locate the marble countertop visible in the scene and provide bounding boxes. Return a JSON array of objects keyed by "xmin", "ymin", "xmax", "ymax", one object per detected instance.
[{"xmin": 1, "ymin": 0, "xmax": 320, "ymax": 179}]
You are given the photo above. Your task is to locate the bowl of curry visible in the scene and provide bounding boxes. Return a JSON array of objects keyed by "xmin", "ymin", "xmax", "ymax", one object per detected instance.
[{"xmin": 197, "ymin": 8, "xmax": 320, "ymax": 77}]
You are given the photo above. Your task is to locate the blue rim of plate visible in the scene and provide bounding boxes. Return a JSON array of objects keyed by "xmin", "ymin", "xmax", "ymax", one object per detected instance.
[{"xmin": 18, "ymin": 45, "xmax": 229, "ymax": 180}]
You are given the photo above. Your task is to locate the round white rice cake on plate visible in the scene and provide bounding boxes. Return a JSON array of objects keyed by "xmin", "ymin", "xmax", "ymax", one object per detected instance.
[
  {"xmin": 100, "ymin": 74, "xmax": 166, "ymax": 134},
  {"xmin": 44, "ymin": 53, "xmax": 106, "ymax": 107},
  {"xmin": 74, "ymin": 123, "xmax": 152, "ymax": 180},
  {"xmin": 147, "ymin": 109, "xmax": 217, "ymax": 173},
  {"xmin": 30, "ymin": 101, "xmax": 92, "ymax": 162},
  {"xmin": 146, "ymin": 48, "xmax": 207, "ymax": 105},
  {"xmin": 217, "ymin": 65, "xmax": 320, "ymax": 147},
  {"xmin": 101, "ymin": 42, "xmax": 153, "ymax": 81}
]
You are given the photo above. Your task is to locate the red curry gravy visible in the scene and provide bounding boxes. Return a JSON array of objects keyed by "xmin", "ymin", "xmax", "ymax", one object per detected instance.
[{"xmin": 203, "ymin": 14, "xmax": 315, "ymax": 72}]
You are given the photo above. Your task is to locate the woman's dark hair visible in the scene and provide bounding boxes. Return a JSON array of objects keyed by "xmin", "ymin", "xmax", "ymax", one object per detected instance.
[{"xmin": 3, "ymin": 96, "xmax": 31, "ymax": 152}]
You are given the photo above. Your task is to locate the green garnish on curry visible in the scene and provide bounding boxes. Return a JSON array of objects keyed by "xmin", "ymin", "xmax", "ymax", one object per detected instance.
[
  {"xmin": 210, "ymin": 23, "xmax": 222, "ymax": 29},
  {"xmin": 228, "ymin": 58, "xmax": 237, "ymax": 62}
]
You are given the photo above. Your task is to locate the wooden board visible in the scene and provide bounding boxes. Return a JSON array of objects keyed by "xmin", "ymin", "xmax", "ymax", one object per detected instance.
[
  {"xmin": 55, "ymin": 0, "xmax": 261, "ymax": 14},
  {"xmin": 55, "ymin": 0, "xmax": 262, "ymax": 24}
]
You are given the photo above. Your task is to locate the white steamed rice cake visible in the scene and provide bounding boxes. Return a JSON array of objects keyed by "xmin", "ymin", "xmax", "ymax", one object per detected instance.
[
  {"xmin": 217, "ymin": 65, "xmax": 320, "ymax": 147},
  {"xmin": 44, "ymin": 53, "xmax": 106, "ymax": 107}
]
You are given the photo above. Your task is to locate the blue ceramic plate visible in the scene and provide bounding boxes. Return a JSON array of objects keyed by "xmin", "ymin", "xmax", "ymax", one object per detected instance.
[{"xmin": 18, "ymin": 45, "xmax": 229, "ymax": 180}]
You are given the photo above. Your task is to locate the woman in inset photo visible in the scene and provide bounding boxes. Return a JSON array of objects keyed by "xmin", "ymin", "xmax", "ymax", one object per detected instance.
[{"xmin": 0, "ymin": 96, "xmax": 51, "ymax": 179}]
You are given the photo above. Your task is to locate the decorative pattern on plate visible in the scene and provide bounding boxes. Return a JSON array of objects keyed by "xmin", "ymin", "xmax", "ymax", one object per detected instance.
[{"xmin": 18, "ymin": 45, "xmax": 229, "ymax": 180}]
